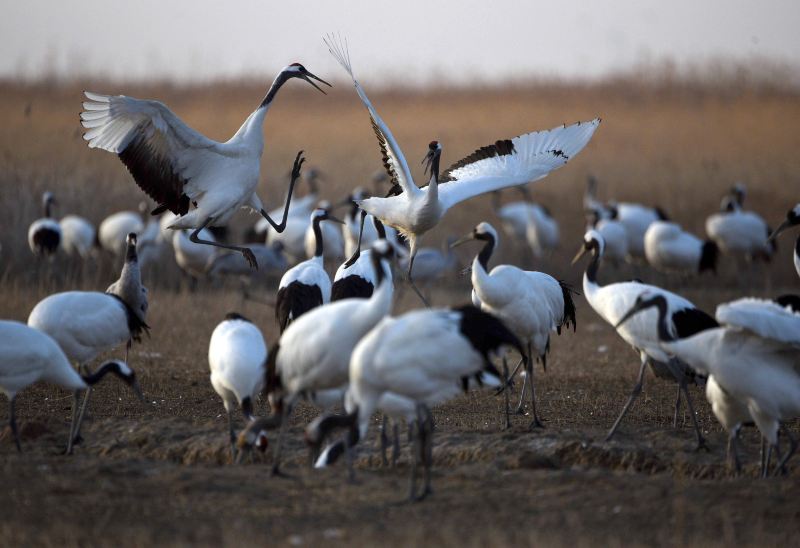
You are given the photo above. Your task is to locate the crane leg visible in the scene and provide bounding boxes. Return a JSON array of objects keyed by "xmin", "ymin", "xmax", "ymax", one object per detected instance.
[
  {"xmin": 774, "ymin": 427, "xmax": 797, "ymax": 477},
  {"xmin": 512, "ymin": 356, "xmax": 527, "ymax": 414},
  {"xmin": 727, "ymin": 425, "xmax": 742, "ymax": 474},
  {"xmin": 8, "ymin": 397, "xmax": 21, "ymax": 452},
  {"xmin": 392, "ymin": 422, "xmax": 400, "ymax": 467},
  {"xmin": 408, "ymin": 418, "xmax": 419, "ymax": 502},
  {"xmin": 502, "ymin": 357, "xmax": 511, "ymax": 429},
  {"xmin": 65, "ymin": 390, "xmax": 81, "ymax": 454},
  {"xmin": 258, "ymin": 151, "xmax": 304, "ymax": 234},
  {"xmin": 227, "ymin": 409, "xmax": 237, "ymax": 462},
  {"xmin": 69, "ymin": 386, "xmax": 93, "ymax": 454},
  {"xmin": 420, "ymin": 405, "xmax": 434, "ymax": 500},
  {"xmin": 380, "ymin": 415, "xmax": 389, "ymax": 466},
  {"xmin": 527, "ymin": 345, "xmax": 544, "ymax": 429},
  {"xmin": 606, "ymin": 356, "xmax": 648, "ymax": 442},
  {"xmin": 672, "ymin": 383, "xmax": 682, "ymax": 428},
  {"xmin": 678, "ymin": 379, "xmax": 707, "ymax": 451},
  {"xmin": 190, "ymin": 218, "xmax": 258, "ymax": 270},
  {"xmin": 406, "ymin": 257, "xmax": 430, "ymax": 308},
  {"xmin": 270, "ymin": 403, "xmax": 293, "ymax": 477}
]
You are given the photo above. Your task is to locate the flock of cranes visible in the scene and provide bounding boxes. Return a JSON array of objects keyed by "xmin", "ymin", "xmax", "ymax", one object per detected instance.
[{"xmin": 4, "ymin": 36, "xmax": 800, "ymax": 502}]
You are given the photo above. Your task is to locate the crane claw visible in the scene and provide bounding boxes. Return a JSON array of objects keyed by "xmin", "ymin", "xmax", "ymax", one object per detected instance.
[{"xmin": 291, "ymin": 150, "xmax": 306, "ymax": 181}]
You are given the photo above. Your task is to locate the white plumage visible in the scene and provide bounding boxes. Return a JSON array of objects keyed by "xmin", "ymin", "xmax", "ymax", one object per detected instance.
[
  {"xmin": 274, "ymin": 208, "xmax": 338, "ymax": 332},
  {"xmin": 454, "ymin": 222, "xmax": 574, "ymax": 427},
  {"xmin": 644, "ymin": 221, "xmax": 718, "ymax": 275},
  {"xmin": 28, "ymin": 191, "xmax": 61, "ymax": 257},
  {"xmin": 309, "ymin": 304, "xmax": 520, "ymax": 500},
  {"xmin": 59, "ymin": 215, "xmax": 96, "ymax": 259},
  {"xmin": 99, "ymin": 210, "xmax": 145, "ymax": 256},
  {"xmin": 0, "ymin": 320, "xmax": 140, "ymax": 452},
  {"xmin": 588, "ymin": 216, "xmax": 628, "ymax": 266},
  {"xmin": 706, "ymin": 210, "xmax": 773, "ymax": 261},
  {"xmin": 80, "ymin": 64, "xmax": 330, "ymax": 268},
  {"xmin": 325, "ymin": 36, "xmax": 599, "ymax": 302},
  {"xmin": 304, "ymin": 202, "xmax": 344, "ymax": 261},
  {"xmin": 524, "ymin": 205, "xmax": 560, "ymax": 259},
  {"xmin": 575, "ymin": 229, "xmax": 711, "ymax": 445},
  {"xmin": 209, "ymin": 314, "xmax": 267, "ymax": 458},
  {"xmin": 332, "ymin": 216, "xmax": 394, "ymax": 301}
]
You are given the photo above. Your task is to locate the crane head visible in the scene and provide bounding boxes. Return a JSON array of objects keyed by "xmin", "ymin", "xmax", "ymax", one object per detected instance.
[
  {"xmin": 769, "ymin": 203, "xmax": 800, "ymax": 242},
  {"xmin": 285, "ymin": 63, "xmax": 332, "ymax": 94},
  {"xmin": 422, "ymin": 140, "xmax": 442, "ymax": 177}
]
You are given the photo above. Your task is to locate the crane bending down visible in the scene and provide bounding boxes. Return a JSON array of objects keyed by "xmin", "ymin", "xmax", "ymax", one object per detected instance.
[
  {"xmin": 80, "ymin": 63, "xmax": 330, "ymax": 269},
  {"xmin": 324, "ymin": 35, "xmax": 600, "ymax": 304}
]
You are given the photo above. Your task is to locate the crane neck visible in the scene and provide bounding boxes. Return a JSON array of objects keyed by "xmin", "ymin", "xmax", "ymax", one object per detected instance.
[
  {"xmin": 651, "ymin": 297, "xmax": 675, "ymax": 342},
  {"xmin": 586, "ymin": 242, "xmax": 601, "ymax": 285},
  {"xmin": 81, "ymin": 361, "xmax": 131, "ymax": 387},
  {"xmin": 312, "ymin": 216, "xmax": 325, "ymax": 258},
  {"xmin": 476, "ymin": 234, "xmax": 495, "ymax": 271},
  {"xmin": 44, "ymin": 200, "xmax": 53, "ymax": 218},
  {"xmin": 259, "ymin": 70, "xmax": 292, "ymax": 110},
  {"xmin": 426, "ymin": 152, "xmax": 441, "ymax": 200}
]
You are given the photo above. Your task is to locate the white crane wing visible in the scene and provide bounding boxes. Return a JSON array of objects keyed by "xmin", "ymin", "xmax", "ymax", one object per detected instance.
[
  {"xmin": 438, "ymin": 119, "xmax": 600, "ymax": 212},
  {"xmin": 716, "ymin": 297, "xmax": 800, "ymax": 347},
  {"xmin": 81, "ymin": 92, "xmax": 225, "ymax": 215},
  {"xmin": 324, "ymin": 35, "xmax": 418, "ymax": 197}
]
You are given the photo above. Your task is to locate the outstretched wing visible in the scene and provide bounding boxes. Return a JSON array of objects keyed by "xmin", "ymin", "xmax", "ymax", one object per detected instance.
[
  {"xmin": 438, "ymin": 119, "xmax": 600, "ymax": 212},
  {"xmin": 324, "ymin": 35, "xmax": 419, "ymax": 197},
  {"xmin": 81, "ymin": 92, "xmax": 224, "ymax": 215}
]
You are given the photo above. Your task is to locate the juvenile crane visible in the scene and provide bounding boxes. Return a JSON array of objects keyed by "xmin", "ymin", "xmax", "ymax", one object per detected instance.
[{"xmin": 80, "ymin": 61, "xmax": 330, "ymax": 268}]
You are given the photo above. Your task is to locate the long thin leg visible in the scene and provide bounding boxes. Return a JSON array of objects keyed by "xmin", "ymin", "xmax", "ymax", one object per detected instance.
[
  {"xmin": 407, "ymin": 257, "xmax": 430, "ymax": 308},
  {"xmin": 271, "ymin": 403, "xmax": 292, "ymax": 477},
  {"xmin": 392, "ymin": 423, "xmax": 400, "ymax": 467},
  {"xmin": 380, "ymin": 415, "xmax": 389, "ymax": 466},
  {"xmin": 66, "ymin": 390, "xmax": 81, "ymax": 454},
  {"xmin": 774, "ymin": 427, "xmax": 797, "ymax": 476},
  {"xmin": 259, "ymin": 151, "xmax": 304, "ymax": 234},
  {"xmin": 527, "ymin": 344, "xmax": 544, "ymax": 429},
  {"xmin": 227, "ymin": 409, "xmax": 237, "ymax": 462},
  {"xmin": 420, "ymin": 405, "xmax": 434, "ymax": 500},
  {"xmin": 69, "ymin": 387, "xmax": 93, "ymax": 454},
  {"xmin": 8, "ymin": 397, "xmax": 21, "ymax": 452},
  {"xmin": 727, "ymin": 426, "xmax": 742, "ymax": 474},
  {"xmin": 605, "ymin": 356, "xmax": 648, "ymax": 442},
  {"xmin": 678, "ymin": 379, "xmax": 707, "ymax": 451},
  {"xmin": 191, "ymin": 219, "xmax": 258, "ymax": 269},
  {"xmin": 513, "ymin": 356, "xmax": 528, "ymax": 415},
  {"xmin": 672, "ymin": 382, "xmax": 682, "ymax": 428},
  {"xmin": 408, "ymin": 419, "xmax": 419, "ymax": 502},
  {"xmin": 502, "ymin": 358, "xmax": 511, "ymax": 429}
]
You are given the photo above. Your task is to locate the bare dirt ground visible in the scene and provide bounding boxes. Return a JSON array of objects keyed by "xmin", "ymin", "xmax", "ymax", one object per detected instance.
[
  {"xmin": 1, "ymin": 80, "xmax": 799, "ymax": 546},
  {"xmin": 2, "ymin": 286, "xmax": 799, "ymax": 547}
]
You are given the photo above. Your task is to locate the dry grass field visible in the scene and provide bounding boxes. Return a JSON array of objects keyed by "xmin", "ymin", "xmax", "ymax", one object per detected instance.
[{"xmin": 1, "ymin": 75, "xmax": 799, "ymax": 546}]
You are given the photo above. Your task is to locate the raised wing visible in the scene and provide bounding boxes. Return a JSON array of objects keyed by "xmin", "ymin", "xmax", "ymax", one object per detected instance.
[
  {"xmin": 324, "ymin": 35, "xmax": 419, "ymax": 197},
  {"xmin": 81, "ymin": 92, "xmax": 222, "ymax": 215},
  {"xmin": 438, "ymin": 119, "xmax": 600, "ymax": 212},
  {"xmin": 716, "ymin": 297, "xmax": 800, "ymax": 347}
]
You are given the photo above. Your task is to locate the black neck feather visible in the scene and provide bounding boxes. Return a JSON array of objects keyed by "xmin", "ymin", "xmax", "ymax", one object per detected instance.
[
  {"xmin": 81, "ymin": 362, "xmax": 127, "ymax": 386},
  {"xmin": 259, "ymin": 71, "xmax": 291, "ymax": 109},
  {"xmin": 313, "ymin": 215, "xmax": 325, "ymax": 257},
  {"xmin": 476, "ymin": 234, "xmax": 495, "ymax": 271}
]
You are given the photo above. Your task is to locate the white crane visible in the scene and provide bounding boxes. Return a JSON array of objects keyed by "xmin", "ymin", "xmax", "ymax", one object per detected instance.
[
  {"xmin": 0, "ymin": 320, "xmax": 142, "ymax": 452},
  {"xmin": 98, "ymin": 204, "xmax": 146, "ymax": 256},
  {"xmin": 572, "ymin": 230, "xmax": 713, "ymax": 447},
  {"xmin": 586, "ymin": 209, "xmax": 628, "ymax": 267},
  {"xmin": 241, "ymin": 240, "xmax": 395, "ymax": 474},
  {"xmin": 332, "ymin": 213, "xmax": 393, "ymax": 301},
  {"xmin": 80, "ymin": 61, "xmax": 330, "ymax": 268},
  {"xmin": 493, "ymin": 186, "xmax": 559, "ymax": 259},
  {"xmin": 59, "ymin": 214, "xmax": 96, "ymax": 259},
  {"xmin": 452, "ymin": 222, "xmax": 576, "ymax": 428},
  {"xmin": 644, "ymin": 221, "xmax": 718, "ymax": 276},
  {"xmin": 274, "ymin": 208, "xmax": 341, "ymax": 333},
  {"xmin": 307, "ymin": 304, "xmax": 522, "ymax": 501},
  {"xmin": 616, "ymin": 294, "xmax": 800, "ymax": 475},
  {"xmin": 304, "ymin": 201, "xmax": 344, "ymax": 262},
  {"xmin": 584, "ymin": 175, "xmax": 668, "ymax": 262},
  {"xmin": 705, "ymin": 189, "xmax": 774, "ymax": 263},
  {"xmin": 342, "ymin": 188, "xmax": 378, "ymax": 256},
  {"xmin": 208, "ymin": 313, "xmax": 267, "ymax": 460},
  {"xmin": 325, "ymin": 36, "xmax": 599, "ymax": 304},
  {"xmin": 28, "ymin": 191, "xmax": 61, "ymax": 257},
  {"xmin": 768, "ymin": 204, "xmax": 800, "ymax": 279},
  {"xmin": 28, "ymin": 232, "xmax": 149, "ymax": 453}
]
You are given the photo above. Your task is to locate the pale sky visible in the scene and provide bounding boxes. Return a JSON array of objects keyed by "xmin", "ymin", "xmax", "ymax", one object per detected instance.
[{"xmin": 2, "ymin": 0, "xmax": 799, "ymax": 85}]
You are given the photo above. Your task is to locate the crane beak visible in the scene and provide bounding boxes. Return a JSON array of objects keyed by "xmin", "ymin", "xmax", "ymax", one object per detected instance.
[
  {"xmin": 571, "ymin": 246, "xmax": 588, "ymax": 265},
  {"xmin": 450, "ymin": 233, "xmax": 474, "ymax": 248},
  {"xmin": 768, "ymin": 219, "xmax": 792, "ymax": 242},
  {"xmin": 302, "ymin": 71, "xmax": 332, "ymax": 94},
  {"xmin": 421, "ymin": 149, "xmax": 437, "ymax": 176}
]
